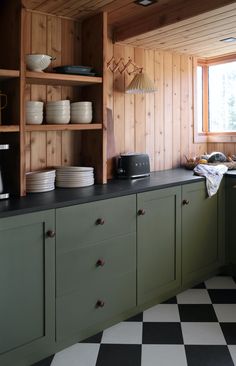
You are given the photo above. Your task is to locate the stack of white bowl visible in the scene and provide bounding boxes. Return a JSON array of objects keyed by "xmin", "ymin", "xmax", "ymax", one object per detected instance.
[
  {"xmin": 46, "ymin": 100, "xmax": 70, "ymax": 124},
  {"xmin": 71, "ymin": 102, "xmax": 92, "ymax": 124},
  {"xmin": 26, "ymin": 170, "xmax": 56, "ymax": 193},
  {"xmin": 26, "ymin": 101, "xmax": 43, "ymax": 125},
  {"xmin": 56, "ymin": 166, "xmax": 94, "ymax": 188}
]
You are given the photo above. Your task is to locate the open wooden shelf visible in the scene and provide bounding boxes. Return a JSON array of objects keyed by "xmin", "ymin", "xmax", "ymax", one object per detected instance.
[
  {"xmin": 25, "ymin": 123, "xmax": 103, "ymax": 131},
  {"xmin": 0, "ymin": 69, "xmax": 20, "ymax": 80},
  {"xmin": 0, "ymin": 125, "xmax": 20, "ymax": 132},
  {"xmin": 26, "ymin": 71, "xmax": 102, "ymax": 86}
]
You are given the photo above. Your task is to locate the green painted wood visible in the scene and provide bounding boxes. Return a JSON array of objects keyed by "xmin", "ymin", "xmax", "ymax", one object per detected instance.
[
  {"xmin": 227, "ymin": 177, "xmax": 236, "ymax": 264},
  {"xmin": 56, "ymin": 195, "xmax": 137, "ymax": 342},
  {"xmin": 137, "ymin": 186, "xmax": 181, "ymax": 306},
  {"xmin": 0, "ymin": 210, "xmax": 55, "ymax": 366},
  {"xmin": 56, "ymin": 195, "xmax": 136, "ymax": 252},
  {"xmin": 56, "ymin": 269, "xmax": 136, "ymax": 342},
  {"xmin": 182, "ymin": 181, "xmax": 225, "ymax": 287},
  {"xmin": 57, "ymin": 232, "xmax": 136, "ymax": 297}
]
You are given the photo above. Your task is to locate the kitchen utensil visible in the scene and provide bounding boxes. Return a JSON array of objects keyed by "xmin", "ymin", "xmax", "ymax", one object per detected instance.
[{"xmin": 26, "ymin": 54, "xmax": 56, "ymax": 72}]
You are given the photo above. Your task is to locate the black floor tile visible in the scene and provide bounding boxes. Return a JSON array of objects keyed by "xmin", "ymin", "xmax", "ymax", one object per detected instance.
[
  {"xmin": 220, "ymin": 323, "xmax": 236, "ymax": 345},
  {"xmin": 208, "ymin": 289, "xmax": 236, "ymax": 303},
  {"xmin": 96, "ymin": 344, "xmax": 141, "ymax": 366},
  {"xmin": 162, "ymin": 296, "xmax": 177, "ymax": 304},
  {"xmin": 192, "ymin": 282, "xmax": 206, "ymax": 289},
  {"xmin": 80, "ymin": 331, "xmax": 103, "ymax": 343},
  {"xmin": 142, "ymin": 322, "xmax": 183, "ymax": 344},
  {"xmin": 178, "ymin": 304, "xmax": 218, "ymax": 322},
  {"xmin": 31, "ymin": 355, "xmax": 54, "ymax": 366},
  {"xmin": 125, "ymin": 312, "xmax": 143, "ymax": 322},
  {"xmin": 185, "ymin": 345, "xmax": 234, "ymax": 366}
]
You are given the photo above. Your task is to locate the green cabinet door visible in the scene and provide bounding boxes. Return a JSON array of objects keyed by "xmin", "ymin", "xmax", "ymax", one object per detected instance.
[
  {"xmin": 0, "ymin": 210, "xmax": 55, "ymax": 366},
  {"xmin": 226, "ymin": 176, "xmax": 236, "ymax": 265},
  {"xmin": 182, "ymin": 181, "xmax": 225, "ymax": 287},
  {"xmin": 137, "ymin": 186, "xmax": 181, "ymax": 306}
]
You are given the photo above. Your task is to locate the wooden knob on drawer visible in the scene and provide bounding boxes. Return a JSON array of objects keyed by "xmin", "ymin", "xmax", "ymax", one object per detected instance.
[
  {"xmin": 96, "ymin": 258, "xmax": 105, "ymax": 267},
  {"xmin": 182, "ymin": 199, "xmax": 190, "ymax": 205},
  {"xmin": 46, "ymin": 230, "xmax": 56, "ymax": 238},
  {"xmin": 137, "ymin": 209, "xmax": 146, "ymax": 216},
  {"xmin": 96, "ymin": 218, "xmax": 105, "ymax": 225},
  {"xmin": 96, "ymin": 300, "xmax": 105, "ymax": 308}
]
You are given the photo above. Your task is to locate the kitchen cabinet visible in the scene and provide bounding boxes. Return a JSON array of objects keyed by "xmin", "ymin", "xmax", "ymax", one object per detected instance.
[
  {"xmin": 55, "ymin": 195, "xmax": 136, "ymax": 344},
  {"xmin": 182, "ymin": 181, "xmax": 225, "ymax": 287},
  {"xmin": 0, "ymin": 2, "xmax": 108, "ymax": 196},
  {"xmin": 226, "ymin": 176, "xmax": 236, "ymax": 265},
  {"xmin": 0, "ymin": 210, "xmax": 55, "ymax": 366},
  {"xmin": 137, "ymin": 186, "xmax": 181, "ymax": 306}
]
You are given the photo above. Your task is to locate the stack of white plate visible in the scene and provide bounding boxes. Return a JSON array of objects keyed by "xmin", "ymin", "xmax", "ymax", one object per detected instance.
[
  {"xmin": 70, "ymin": 101, "xmax": 92, "ymax": 124},
  {"xmin": 26, "ymin": 170, "xmax": 56, "ymax": 193},
  {"xmin": 26, "ymin": 101, "xmax": 44, "ymax": 124},
  {"xmin": 46, "ymin": 100, "xmax": 70, "ymax": 124},
  {"xmin": 56, "ymin": 166, "xmax": 94, "ymax": 188}
]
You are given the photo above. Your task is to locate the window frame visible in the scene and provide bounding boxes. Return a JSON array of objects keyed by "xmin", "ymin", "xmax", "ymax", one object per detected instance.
[{"xmin": 194, "ymin": 54, "xmax": 236, "ymax": 143}]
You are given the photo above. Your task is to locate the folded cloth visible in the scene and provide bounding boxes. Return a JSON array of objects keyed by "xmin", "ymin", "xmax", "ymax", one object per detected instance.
[{"xmin": 193, "ymin": 164, "xmax": 228, "ymax": 197}]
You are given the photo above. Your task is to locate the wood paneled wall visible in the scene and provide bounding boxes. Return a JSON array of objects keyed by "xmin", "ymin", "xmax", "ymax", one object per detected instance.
[
  {"xmin": 107, "ymin": 43, "xmax": 208, "ymax": 176},
  {"xmin": 23, "ymin": 10, "xmax": 82, "ymax": 172}
]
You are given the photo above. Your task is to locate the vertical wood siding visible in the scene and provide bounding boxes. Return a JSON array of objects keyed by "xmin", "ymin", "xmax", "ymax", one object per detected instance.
[{"xmin": 107, "ymin": 44, "xmax": 208, "ymax": 177}]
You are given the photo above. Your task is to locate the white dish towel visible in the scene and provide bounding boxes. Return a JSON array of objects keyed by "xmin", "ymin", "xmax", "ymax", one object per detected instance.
[{"xmin": 193, "ymin": 164, "xmax": 228, "ymax": 197}]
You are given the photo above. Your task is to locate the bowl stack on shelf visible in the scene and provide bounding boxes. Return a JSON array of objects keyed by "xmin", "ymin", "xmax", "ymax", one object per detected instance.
[
  {"xmin": 71, "ymin": 101, "xmax": 92, "ymax": 124},
  {"xmin": 46, "ymin": 100, "xmax": 70, "ymax": 124},
  {"xmin": 26, "ymin": 170, "xmax": 56, "ymax": 193},
  {"xmin": 56, "ymin": 166, "xmax": 94, "ymax": 188},
  {"xmin": 26, "ymin": 101, "xmax": 44, "ymax": 125}
]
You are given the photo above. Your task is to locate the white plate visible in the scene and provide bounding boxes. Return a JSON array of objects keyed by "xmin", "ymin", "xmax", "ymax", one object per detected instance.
[
  {"xmin": 26, "ymin": 170, "xmax": 56, "ymax": 178},
  {"xmin": 56, "ymin": 181, "xmax": 94, "ymax": 188},
  {"xmin": 26, "ymin": 183, "xmax": 55, "ymax": 189},
  {"xmin": 56, "ymin": 172, "xmax": 93, "ymax": 177},
  {"xmin": 56, "ymin": 166, "xmax": 94, "ymax": 172},
  {"xmin": 26, "ymin": 186, "xmax": 55, "ymax": 193}
]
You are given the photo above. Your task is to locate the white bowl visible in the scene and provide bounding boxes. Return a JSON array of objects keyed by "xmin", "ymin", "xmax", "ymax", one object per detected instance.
[
  {"xmin": 71, "ymin": 101, "xmax": 92, "ymax": 107},
  {"xmin": 46, "ymin": 100, "xmax": 70, "ymax": 107},
  {"xmin": 46, "ymin": 111, "xmax": 70, "ymax": 117},
  {"xmin": 71, "ymin": 116, "xmax": 92, "ymax": 124},
  {"xmin": 26, "ymin": 54, "xmax": 55, "ymax": 72},
  {"xmin": 26, "ymin": 101, "xmax": 44, "ymax": 108},
  {"xmin": 26, "ymin": 114, "xmax": 43, "ymax": 124},
  {"xmin": 46, "ymin": 115, "xmax": 70, "ymax": 124}
]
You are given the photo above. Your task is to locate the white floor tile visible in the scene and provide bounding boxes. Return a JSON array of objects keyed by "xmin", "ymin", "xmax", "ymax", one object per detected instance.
[
  {"xmin": 228, "ymin": 345, "xmax": 236, "ymax": 364},
  {"xmin": 205, "ymin": 276, "xmax": 236, "ymax": 289},
  {"xmin": 51, "ymin": 343, "xmax": 99, "ymax": 366},
  {"xmin": 143, "ymin": 304, "xmax": 180, "ymax": 322},
  {"xmin": 177, "ymin": 289, "xmax": 212, "ymax": 304},
  {"xmin": 214, "ymin": 304, "xmax": 236, "ymax": 322},
  {"xmin": 181, "ymin": 322, "xmax": 226, "ymax": 345},
  {"xmin": 141, "ymin": 345, "xmax": 188, "ymax": 366},
  {"xmin": 101, "ymin": 321, "xmax": 142, "ymax": 344}
]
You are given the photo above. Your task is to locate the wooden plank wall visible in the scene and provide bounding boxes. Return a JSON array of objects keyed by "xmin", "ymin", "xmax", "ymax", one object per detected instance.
[
  {"xmin": 107, "ymin": 43, "xmax": 208, "ymax": 177},
  {"xmin": 24, "ymin": 10, "xmax": 81, "ymax": 172}
]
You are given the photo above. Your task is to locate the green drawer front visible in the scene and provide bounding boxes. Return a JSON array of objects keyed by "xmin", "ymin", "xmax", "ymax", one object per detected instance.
[
  {"xmin": 57, "ymin": 233, "xmax": 136, "ymax": 297},
  {"xmin": 56, "ymin": 271, "xmax": 136, "ymax": 342},
  {"xmin": 56, "ymin": 195, "xmax": 136, "ymax": 252}
]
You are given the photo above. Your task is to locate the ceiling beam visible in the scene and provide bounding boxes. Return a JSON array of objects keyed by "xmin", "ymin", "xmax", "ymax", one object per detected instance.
[{"xmin": 113, "ymin": 0, "xmax": 236, "ymax": 43}]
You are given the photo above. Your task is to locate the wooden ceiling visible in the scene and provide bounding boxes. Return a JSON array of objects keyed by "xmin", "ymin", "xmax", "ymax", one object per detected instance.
[
  {"xmin": 21, "ymin": 0, "xmax": 236, "ymax": 58},
  {"xmin": 117, "ymin": 2, "xmax": 236, "ymax": 58}
]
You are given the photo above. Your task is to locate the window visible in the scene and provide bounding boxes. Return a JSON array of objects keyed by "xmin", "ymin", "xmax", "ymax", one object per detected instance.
[{"xmin": 195, "ymin": 55, "xmax": 236, "ymax": 142}]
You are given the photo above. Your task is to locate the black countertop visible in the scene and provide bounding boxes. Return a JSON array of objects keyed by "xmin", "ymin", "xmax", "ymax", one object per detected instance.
[{"xmin": 0, "ymin": 168, "xmax": 206, "ymax": 218}]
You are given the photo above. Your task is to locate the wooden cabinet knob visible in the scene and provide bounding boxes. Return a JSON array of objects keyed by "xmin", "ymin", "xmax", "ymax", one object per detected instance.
[
  {"xmin": 46, "ymin": 230, "xmax": 56, "ymax": 238},
  {"xmin": 96, "ymin": 300, "xmax": 105, "ymax": 308},
  {"xmin": 96, "ymin": 258, "xmax": 105, "ymax": 267},
  {"xmin": 182, "ymin": 199, "xmax": 190, "ymax": 205},
  {"xmin": 138, "ymin": 209, "xmax": 146, "ymax": 216},
  {"xmin": 96, "ymin": 218, "xmax": 105, "ymax": 225}
]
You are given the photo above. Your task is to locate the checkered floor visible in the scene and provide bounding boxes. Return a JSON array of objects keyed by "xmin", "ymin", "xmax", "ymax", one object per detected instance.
[{"xmin": 34, "ymin": 276, "xmax": 236, "ymax": 366}]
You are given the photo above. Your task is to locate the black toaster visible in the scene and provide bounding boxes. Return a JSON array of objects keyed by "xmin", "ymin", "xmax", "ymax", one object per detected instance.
[{"xmin": 117, "ymin": 153, "xmax": 150, "ymax": 179}]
